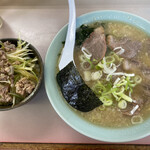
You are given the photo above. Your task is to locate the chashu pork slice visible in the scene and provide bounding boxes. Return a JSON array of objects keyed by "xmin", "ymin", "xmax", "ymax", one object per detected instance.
[
  {"xmin": 107, "ymin": 35, "xmax": 142, "ymax": 59},
  {"xmin": 82, "ymin": 26, "xmax": 107, "ymax": 64}
]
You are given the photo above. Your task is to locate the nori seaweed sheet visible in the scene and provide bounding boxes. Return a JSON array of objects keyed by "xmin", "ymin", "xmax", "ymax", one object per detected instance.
[{"xmin": 56, "ymin": 61, "xmax": 103, "ymax": 112}]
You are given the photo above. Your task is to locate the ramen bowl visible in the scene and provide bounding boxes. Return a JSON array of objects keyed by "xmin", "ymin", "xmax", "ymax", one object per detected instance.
[{"xmin": 45, "ymin": 10, "xmax": 150, "ymax": 142}]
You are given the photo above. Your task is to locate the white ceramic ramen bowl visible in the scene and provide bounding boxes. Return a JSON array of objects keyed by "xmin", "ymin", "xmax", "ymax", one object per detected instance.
[{"xmin": 45, "ymin": 10, "xmax": 150, "ymax": 142}]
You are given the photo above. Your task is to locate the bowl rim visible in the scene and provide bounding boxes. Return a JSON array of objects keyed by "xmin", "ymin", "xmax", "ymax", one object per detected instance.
[
  {"xmin": 45, "ymin": 10, "xmax": 150, "ymax": 143},
  {"xmin": 0, "ymin": 38, "xmax": 43, "ymax": 111}
]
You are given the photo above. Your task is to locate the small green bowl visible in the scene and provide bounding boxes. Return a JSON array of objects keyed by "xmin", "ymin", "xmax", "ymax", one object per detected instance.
[
  {"xmin": 0, "ymin": 38, "xmax": 43, "ymax": 111},
  {"xmin": 45, "ymin": 10, "xmax": 150, "ymax": 142}
]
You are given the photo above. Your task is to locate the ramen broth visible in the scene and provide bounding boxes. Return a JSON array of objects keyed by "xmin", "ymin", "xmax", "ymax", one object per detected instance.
[{"xmin": 73, "ymin": 21, "xmax": 150, "ymax": 128}]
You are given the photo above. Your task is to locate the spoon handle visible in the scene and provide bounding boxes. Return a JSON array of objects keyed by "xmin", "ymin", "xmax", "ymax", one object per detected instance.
[{"xmin": 59, "ymin": 0, "xmax": 76, "ymax": 70}]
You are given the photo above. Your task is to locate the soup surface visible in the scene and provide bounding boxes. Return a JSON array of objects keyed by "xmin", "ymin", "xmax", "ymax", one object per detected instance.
[{"xmin": 73, "ymin": 21, "xmax": 150, "ymax": 128}]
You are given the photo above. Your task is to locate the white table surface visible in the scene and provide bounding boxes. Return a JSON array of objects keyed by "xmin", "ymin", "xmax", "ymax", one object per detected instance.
[{"xmin": 0, "ymin": 0, "xmax": 150, "ymax": 144}]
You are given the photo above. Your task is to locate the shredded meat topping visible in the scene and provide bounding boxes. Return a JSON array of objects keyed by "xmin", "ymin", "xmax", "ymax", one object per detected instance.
[
  {"xmin": 0, "ymin": 84, "xmax": 12, "ymax": 104},
  {"xmin": 0, "ymin": 50, "xmax": 7, "ymax": 60},
  {"xmin": 3, "ymin": 41, "xmax": 16, "ymax": 52},
  {"xmin": 15, "ymin": 77, "xmax": 36, "ymax": 96}
]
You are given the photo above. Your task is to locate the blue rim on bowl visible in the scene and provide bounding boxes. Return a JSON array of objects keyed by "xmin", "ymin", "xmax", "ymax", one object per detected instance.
[{"xmin": 45, "ymin": 10, "xmax": 150, "ymax": 142}]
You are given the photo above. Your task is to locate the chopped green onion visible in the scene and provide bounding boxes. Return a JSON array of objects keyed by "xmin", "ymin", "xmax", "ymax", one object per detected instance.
[
  {"xmin": 118, "ymin": 100, "xmax": 127, "ymax": 109},
  {"xmin": 0, "ymin": 80, "xmax": 11, "ymax": 84},
  {"xmin": 109, "ymin": 51, "xmax": 124, "ymax": 63},
  {"xmin": 131, "ymin": 115, "xmax": 143, "ymax": 124},
  {"xmin": 113, "ymin": 87, "xmax": 133, "ymax": 102},
  {"xmin": 114, "ymin": 77, "xmax": 127, "ymax": 87},
  {"xmin": 96, "ymin": 62, "xmax": 104, "ymax": 69},
  {"xmin": 99, "ymin": 105, "xmax": 105, "ymax": 111},
  {"xmin": 113, "ymin": 86, "xmax": 125, "ymax": 95},
  {"xmin": 0, "ymin": 41, "xmax": 5, "ymax": 49},
  {"xmin": 83, "ymin": 71, "xmax": 91, "ymax": 82},
  {"xmin": 119, "ymin": 93, "xmax": 133, "ymax": 102},
  {"xmin": 9, "ymin": 92, "xmax": 23, "ymax": 99},
  {"xmin": 80, "ymin": 61, "xmax": 92, "ymax": 71},
  {"xmin": 105, "ymin": 55, "xmax": 115, "ymax": 64},
  {"xmin": 12, "ymin": 96, "xmax": 15, "ymax": 106},
  {"xmin": 101, "ymin": 57, "xmax": 117, "ymax": 75},
  {"xmin": 79, "ymin": 54, "xmax": 86, "ymax": 62},
  {"xmin": 113, "ymin": 46, "xmax": 125, "ymax": 55},
  {"xmin": 99, "ymin": 96, "xmax": 113, "ymax": 106},
  {"xmin": 92, "ymin": 81, "xmax": 106, "ymax": 95},
  {"xmin": 134, "ymin": 75, "xmax": 142, "ymax": 84},
  {"xmin": 81, "ymin": 47, "xmax": 92, "ymax": 59},
  {"xmin": 85, "ymin": 58, "xmax": 94, "ymax": 69},
  {"xmin": 91, "ymin": 71, "xmax": 102, "ymax": 80},
  {"xmin": 14, "ymin": 69, "xmax": 38, "ymax": 82}
]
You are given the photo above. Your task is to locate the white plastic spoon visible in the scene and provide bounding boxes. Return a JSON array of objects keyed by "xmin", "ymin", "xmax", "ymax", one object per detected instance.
[{"xmin": 58, "ymin": 0, "xmax": 76, "ymax": 70}]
